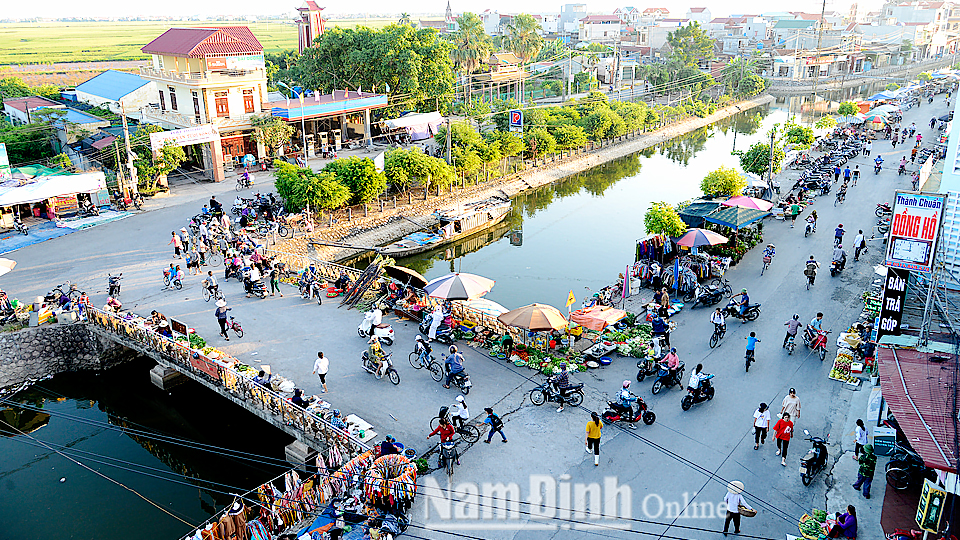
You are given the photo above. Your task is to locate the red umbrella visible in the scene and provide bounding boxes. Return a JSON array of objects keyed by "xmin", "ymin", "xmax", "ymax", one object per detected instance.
[{"xmin": 722, "ymin": 196, "xmax": 774, "ymax": 212}]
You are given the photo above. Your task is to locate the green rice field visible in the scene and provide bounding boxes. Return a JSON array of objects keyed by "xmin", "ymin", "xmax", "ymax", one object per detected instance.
[{"xmin": 0, "ymin": 18, "xmax": 396, "ymax": 65}]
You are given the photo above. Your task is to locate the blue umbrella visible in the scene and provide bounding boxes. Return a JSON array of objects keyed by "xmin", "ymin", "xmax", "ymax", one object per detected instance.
[{"xmin": 673, "ymin": 258, "xmax": 680, "ymax": 292}]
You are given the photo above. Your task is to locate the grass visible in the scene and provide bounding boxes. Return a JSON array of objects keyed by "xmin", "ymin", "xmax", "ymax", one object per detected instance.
[{"xmin": 0, "ymin": 19, "xmax": 397, "ymax": 65}]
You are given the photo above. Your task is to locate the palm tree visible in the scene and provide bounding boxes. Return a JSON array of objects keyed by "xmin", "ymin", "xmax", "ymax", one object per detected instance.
[
  {"xmin": 503, "ymin": 13, "xmax": 543, "ymax": 101},
  {"xmin": 398, "ymin": 13, "xmax": 412, "ymax": 26},
  {"xmin": 450, "ymin": 13, "xmax": 492, "ymax": 105}
]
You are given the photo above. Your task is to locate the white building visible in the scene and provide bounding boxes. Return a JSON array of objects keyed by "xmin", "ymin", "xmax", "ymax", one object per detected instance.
[
  {"xmin": 579, "ymin": 15, "xmax": 623, "ymax": 42},
  {"xmin": 614, "ymin": 6, "xmax": 641, "ymax": 24},
  {"xmin": 560, "ymin": 3, "xmax": 587, "ymax": 34},
  {"xmin": 686, "ymin": 7, "xmax": 712, "ymax": 26},
  {"xmin": 480, "ymin": 9, "xmax": 501, "ymax": 35}
]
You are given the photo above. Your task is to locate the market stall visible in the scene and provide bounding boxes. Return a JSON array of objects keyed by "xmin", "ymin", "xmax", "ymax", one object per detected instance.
[{"xmin": 0, "ymin": 171, "xmax": 108, "ymax": 224}]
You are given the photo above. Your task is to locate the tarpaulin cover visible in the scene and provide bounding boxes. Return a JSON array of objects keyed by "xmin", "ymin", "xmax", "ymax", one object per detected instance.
[
  {"xmin": 0, "ymin": 172, "xmax": 106, "ymax": 207},
  {"xmin": 569, "ymin": 305, "xmax": 627, "ymax": 331},
  {"xmin": 385, "ymin": 112, "xmax": 444, "ymax": 141}
]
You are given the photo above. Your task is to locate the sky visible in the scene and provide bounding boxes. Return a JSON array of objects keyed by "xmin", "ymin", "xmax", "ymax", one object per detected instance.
[{"xmin": 6, "ymin": 0, "xmax": 884, "ymax": 21}]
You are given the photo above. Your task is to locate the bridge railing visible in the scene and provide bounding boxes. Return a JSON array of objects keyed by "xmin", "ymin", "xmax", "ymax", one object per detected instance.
[{"xmin": 86, "ymin": 306, "xmax": 369, "ymax": 457}]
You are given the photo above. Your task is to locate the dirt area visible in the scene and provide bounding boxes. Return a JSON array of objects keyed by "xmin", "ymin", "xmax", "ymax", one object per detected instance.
[
  {"xmin": 0, "ymin": 61, "xmax": 146, "ymax": 86},
  {"xmin": 271, "ymin": 94, "xmax": 776, "ymax": 263}
]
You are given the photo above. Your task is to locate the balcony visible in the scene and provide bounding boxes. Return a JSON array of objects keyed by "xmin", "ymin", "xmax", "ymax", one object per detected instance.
[
  {"xmin": 139, "ymin": 105, "xmax": 260, "ymax": 132},
  {"xmin": 139, "ymin": 66, "xmax": 267, "ymax": 86}
]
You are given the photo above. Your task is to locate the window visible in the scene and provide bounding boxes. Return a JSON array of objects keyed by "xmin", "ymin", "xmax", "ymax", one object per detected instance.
[
  {"xmin": 159, "ymin": 90, "xmax": 166, "ymax": 111},
  {"xmin": 192, "ymin": 91, "xmax": 201, "ymax": 122},
  {"xmin": 215, "ymin": 91, "xmax": 229, "ymax": 117},
  {"xmin": 243, "ymin": 89, "xmax": 255, "ymax": 113},
  {"xmin": 168, "ymin": 87, "xmax": 178, "ymax": 111}
]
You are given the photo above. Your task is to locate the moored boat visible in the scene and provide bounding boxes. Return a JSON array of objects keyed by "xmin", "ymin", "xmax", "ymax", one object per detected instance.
[{"xmin": 380, "ymin": 197, "xmax": 511, "ymax": 257}]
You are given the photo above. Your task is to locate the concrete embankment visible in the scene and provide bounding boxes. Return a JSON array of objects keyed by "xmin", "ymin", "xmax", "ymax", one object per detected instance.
[{"xmin": 278, "ymin": 94, "xmax": 776, "ymax": 263}]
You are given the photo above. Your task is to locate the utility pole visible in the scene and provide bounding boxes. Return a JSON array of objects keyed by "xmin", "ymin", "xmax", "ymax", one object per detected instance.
[
  {"xmin": 768, "ymin": 127, "xmax": 776, "ymax": 187},
  {"xmin": 445, "ymin": 118, "xmax": 452, "ymax": 165},
  {"xmin": 811, "ymin": 0, "xmax": 828, "ymax": 116},
  {"xmin": 113, "ymin": 139, "xmax": 125, "ymax": 193},
  {"xmin": 119, "ymin": 100, "xmax": 138, "ymax": 198}
]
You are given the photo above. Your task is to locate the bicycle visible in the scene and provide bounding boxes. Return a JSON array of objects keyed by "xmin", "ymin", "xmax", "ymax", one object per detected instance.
[
  {"xmin": 429, "ymin": 416, "xmax": 481, "ymax": 443},
  {"xmin": 51, "ymin": 281, "xmax": 82, "ymax": 302},
  {"xmin": 834, "ymin": 190, "xmax": 846, "ymax": 206},
  {"xmin": 709, "ymin": 324, "xmax": 726, "ymax": 349},
  {"xmin": 202, "ymin": 284, "xmax": 224, "ymax": 302},
  {"xmin": 225, "ymin": 316, "xmax": 244, "ymax": 338},
  {"xmin": 760, "ymin": 255, "xmax": 772, "ymax": 276},
  {"xmin": 163, "ymin": 272, "xmax": 183, "ymax": 290}
]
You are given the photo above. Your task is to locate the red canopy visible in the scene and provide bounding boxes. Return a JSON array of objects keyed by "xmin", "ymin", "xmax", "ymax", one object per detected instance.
[
  {"xmin": 569, "ymin": 305, "xmax": 627, "ymax": 331},
  {"xmin": 722, "ymin": 196, "xmax": 774, "ymax": 212}
]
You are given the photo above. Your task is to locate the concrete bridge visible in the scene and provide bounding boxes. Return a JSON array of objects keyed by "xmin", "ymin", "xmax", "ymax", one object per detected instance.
[{"xmin": 84, "ymin": 307, "xmax": 369, "ymax": 464}]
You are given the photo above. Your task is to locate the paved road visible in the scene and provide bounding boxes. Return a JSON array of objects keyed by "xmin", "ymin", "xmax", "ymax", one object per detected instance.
[{"xmin": 1, "ymin": 96, "xmax": 949, "ymax": 539}]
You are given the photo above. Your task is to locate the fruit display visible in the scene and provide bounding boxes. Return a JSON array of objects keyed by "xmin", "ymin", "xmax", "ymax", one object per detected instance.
[{"xmin": 829, "ymin": 350, "xmax": 858, "ymax": 383}]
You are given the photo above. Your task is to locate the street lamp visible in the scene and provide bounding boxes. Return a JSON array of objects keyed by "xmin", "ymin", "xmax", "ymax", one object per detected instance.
[{"xmin": 276, "ymin": 81, "xmax": 307, "ymax": 161}]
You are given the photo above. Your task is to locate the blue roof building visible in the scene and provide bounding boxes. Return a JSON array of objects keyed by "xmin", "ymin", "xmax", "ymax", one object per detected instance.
[{"xmin": 75, "ymin": 70, "xmax": 156, "ymax": 115}]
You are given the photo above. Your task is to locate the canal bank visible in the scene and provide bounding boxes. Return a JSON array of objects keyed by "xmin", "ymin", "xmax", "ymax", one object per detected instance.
[{"xmin": 277, "ymin": 94, "xmax": 775, "ymax": 264}]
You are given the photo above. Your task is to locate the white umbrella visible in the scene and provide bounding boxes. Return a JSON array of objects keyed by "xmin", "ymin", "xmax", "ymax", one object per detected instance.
[
  {"xmin": 424, "ymin": 272, "xmax": 495, "ymax": 300},
  {"xmin": 744, "ymin": 173, "xmax": 768, "ymax": 188},
  {"xmin": 0, "ymin": 258, "xmax": 17, "ymax": 278},
  {"xmin": 457, "ymin": 298, "xmax": 509, "ymax": 316}
]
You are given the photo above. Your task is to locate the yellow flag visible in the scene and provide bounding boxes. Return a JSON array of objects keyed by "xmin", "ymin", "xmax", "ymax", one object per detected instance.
[{"xmin": 566, "ymin": 290, "xmax": 576, "ymax": 308}]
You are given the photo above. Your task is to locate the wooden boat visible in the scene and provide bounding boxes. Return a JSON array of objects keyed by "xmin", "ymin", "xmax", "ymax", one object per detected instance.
[{"xmin": 379, "ymin": 197, "xmax": 511, "ymax": 257}]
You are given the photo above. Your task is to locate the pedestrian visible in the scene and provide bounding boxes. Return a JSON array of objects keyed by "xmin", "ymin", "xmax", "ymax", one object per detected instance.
[
  {"xmin": 892, "ymin": 132, "xmax": 899, "ymax": 147},
  {"xmin": 180, "ymin": 227, "xmax": 190, "ymax": 253},
  {"xmin": 269, "ymin": 264, "xmax": 283, "ymax": 297},
  {"xmin": 931, "ymin": 117, "xmax": 937, "ymax": 129},
  {"xmin": 790, "ymin": 202, "xmax": 801, "ymax": 228},
  {"xmin": 852, "ymin": 165, "xmax": 860, "ymax": 186},
  {"xmin": 852, "ymin": 445, "xmax": 876, "ymax": 498},
  {"xmin": 854, "ymin": 419, "xmax": 868, "ymax": 458},
  {"xmin": 864, "ymin": 140, "xmax": 872, "ymax": 156},
  {"xmin": 843, "ymin": 165, "xmax": 851, "ymax": 183},
  {"xmin": 833, "ymin": 165, "xmax": 841, "ymax": 182},
  {"xmin": 312, "ymin": 351, "xmax": 329, "ymax": 392},
  {"xmin": 781, "ymin": 388, "xmax": 801, "ymax": 421},
  {"xmin": 197, "ymin": 239, "xmax": 207, "ymax": 266},
  {"xmin": 834, "ymin": 223, "xmax": 845, "ymax": 247},
  {"xmin": 912, "ymin": 146, "xmax": 918, "ymax": 162},
  {"xmin": 586, "ymin": 411, "xmax": 603, "ymax": 466},
  {"xmin": 483, "ymin": 407, "xmax": 508, "ymax": 443},
  {"xmin": 783, "ymin": 316, "xmax": 803, "ymax": 347},
  {"xmin": 853, "ymin": 230, "xmax": 865, "ymax": 261},
  {"xmin": 773, "ymin": 412, "xmax": 794, "ymax": 466},
  {"xmin": 169, "ymin": 230, "xmax": 183, "ymax": 258},
  {"xmin": 827, "ymin": 506, "xmax": 858, "ymax": 538},
  {"xmin": 215, "ymin": 299, "xmax": 231, "ymax": 341},
  {"xmin": 722, "ymin": 481, "xmax": 753, "ymax": 536},
  {"xmin": 753, "ymin": 403, "xmax": 770, "ymax": 449}
]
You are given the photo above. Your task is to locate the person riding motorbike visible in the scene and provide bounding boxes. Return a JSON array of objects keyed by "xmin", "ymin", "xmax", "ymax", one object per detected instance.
[
  {"xmin": 806, "ymin": 312, "xmax": 825, "ymax": 342},
  {"xmin": 730, "ymin": 288, "xmax": 750, "ymax": 321},
  {"xmin": 806, "ymin": 210, "xmax": 818, "ymax": 233},
  {"xmin": 105, "ymin": 296, "xmax": 122, "ymax": 313},
  {"xmin": 804, "ymin": 256, "xmax": 820, "ymax": 286},
  {"xmin": 443, "ymin": 345, "xmax": 465, "ymax": 389},
  {"xmin": 651, "ymin": 314, "xmax": 670, "ymax": 348},
  {"xmin": 832, "ymin": 244, "xmax": 848, "ymax": 271},
  {"xmin": 899, "ymin": 156, "xmax": 907, "ymax": 174},
  {"xmin": 662, "ymin": 347, "xmax": 680, "ymax": 383},
  {"xmin": 687, "ymin": 363, "xmax": 710, "ymax": 399},
  {"xmin": 368, "ymin": 336, "xmax": 388, "ymax": 378},
  {"xmin": 618, "ymin": 380, "xmax": 637, "ymax": 418},
  {"xmin": 710, "ymin": 307, "xmax": 726, "ymax": 337},
  {"xmin": 874, "ymin": 155, "xmax": 883, "ymax": 172},
  {"xmin": 784, "ymin": 314, "xmax": 803, "ymax": 348},
  {"xmin": 551, "ymin": 363, "xmax": 572, "ymax": 412}
]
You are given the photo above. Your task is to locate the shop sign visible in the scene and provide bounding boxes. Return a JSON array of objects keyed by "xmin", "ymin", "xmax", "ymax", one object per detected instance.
[
  {"xmin": 190, "ymin": 355, "xmax": 219, "ymax": 379},
  {"xmin": 885, "ymin": 190, "xmax": 946, "ymax": 274},
  {"xmin": 150, "ymin": 124, "xmax": 221, "ymax": 151},
  {"xmin": 509, "ymin": 110, "xmax": 523, "ymax": 132},
  {"xmin": 206, "ymin": 55, "xmax": 264, "ymax": 71},
  {"xmin": 917, "ymin": 478, "xmax": 947, "ymax": 532},
  {"xmin": 877, "ymin": 267, "xmax": 909, "ymax": 340}
]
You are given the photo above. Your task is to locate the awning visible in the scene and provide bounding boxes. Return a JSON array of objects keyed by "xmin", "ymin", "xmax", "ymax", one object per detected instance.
[
  {"xmin": 384, "ymin": 112, "xmax": 444, "ymax": 141},
  {"xmin": 877, "ymin": 346, "xmax": 958, "ymax": 472},
  {"xmin": 678, "ymin": 199, "xmax": 721, "ymax": 228},
  {"xmin": 0, "ymin": 172, "xmax": 106, "ymax": 207},
  {"xmin": 569, "ymin": 305, "xmax": 626, "ymax": 331},
  {"xmin": 702, "ymin": 205, "xmax": 769, "ymax": 230}
]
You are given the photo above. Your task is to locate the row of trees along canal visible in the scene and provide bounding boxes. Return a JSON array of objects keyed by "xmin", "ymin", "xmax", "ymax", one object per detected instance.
[{"xmin": 641, "ymin": 108, "xmax": 863, "ymax": 262}]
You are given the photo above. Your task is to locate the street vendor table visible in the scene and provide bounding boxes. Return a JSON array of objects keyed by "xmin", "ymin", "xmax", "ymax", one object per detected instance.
[{"xmin": 345, "ymin": 414, "xmax": 378, "ymax": 443}]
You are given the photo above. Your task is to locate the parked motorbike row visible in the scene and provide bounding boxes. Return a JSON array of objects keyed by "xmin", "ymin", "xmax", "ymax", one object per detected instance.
[{"xmin": 791, "ymin": 138, "xmax": 864, "ymax": 196}]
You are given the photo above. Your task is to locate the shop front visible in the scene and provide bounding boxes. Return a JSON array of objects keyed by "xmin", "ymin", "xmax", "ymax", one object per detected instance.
[{"xmin": 0, "ymin": 171, "xmax": 108, "ymax": 228}]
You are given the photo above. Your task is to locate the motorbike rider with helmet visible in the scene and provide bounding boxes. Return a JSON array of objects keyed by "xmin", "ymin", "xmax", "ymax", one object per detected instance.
[
  {"xmin": 804, "ymin": 256, "xmax": 820, "ymax": 286},
  {"xmin": 783, "ymin": 314, "xmax": 803, "ymax": 348},
  {"xmin": 618, "ymin": 380, "xmax": 637, "ymax": 421},
  {"xmin": 368, "ymin": 336, "xmax": 387, "ymax": 378},
  {"xmin": 832, "ymin": 243, "xmax": 848, "ymax": 271},
  {"xmin": 552, "ymin": 363, "xmax": 571, "ymax": 412},
  {"xmin": 443, "ymin": 345, "xmax": 465, "ymax": 389},
  {"xmin": 662, "ymin": 347, "xmax": 680, "ymax": 383}
]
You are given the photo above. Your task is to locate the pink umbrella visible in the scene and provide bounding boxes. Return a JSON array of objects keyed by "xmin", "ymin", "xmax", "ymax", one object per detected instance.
[
  {"xmin": 673, "ymin": 228, "xmax": 729, "ymax": 247},
  {"xmin": 722, "ymin": 196, "xmax": 774, "ymax": 212}
]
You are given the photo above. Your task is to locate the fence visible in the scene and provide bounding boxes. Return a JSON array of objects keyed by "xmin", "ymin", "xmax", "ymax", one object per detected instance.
[{"xmin": 85, "ymin": 306, "xmax": 369, "ymax": 458}]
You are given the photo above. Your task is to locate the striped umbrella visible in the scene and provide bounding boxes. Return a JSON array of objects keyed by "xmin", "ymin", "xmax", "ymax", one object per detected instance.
[
  {"xmin": 672, "ymin": 228, "xmax": 729, "ymax": 247},
  {"xmin": 0, "ymin": 258, "xmax": 16, "ymax": 278},
  {"xmin": 424, "ymin": 272, "xmax": 495, "ymax": 300}
]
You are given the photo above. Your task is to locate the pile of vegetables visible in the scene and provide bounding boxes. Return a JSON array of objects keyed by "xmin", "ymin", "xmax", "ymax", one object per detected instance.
[
  {"xmin": 188, "ymin": 333, "xmax": 206, "ymax": 350},
  {"xmin": 798, "ymin": 517, "xmax": 823, "ymax": 539},
  {"xmin": 604, "ymin": 324, "xmax": 653, "ymax": 358},
  {"xmin": 812, "ymin": 509, "xmax": 827, "ymax": 522}
]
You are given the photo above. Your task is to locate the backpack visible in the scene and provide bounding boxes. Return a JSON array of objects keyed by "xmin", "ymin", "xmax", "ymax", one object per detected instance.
[{"xmin": 489, "ymin": 414, "xmax": 503, "ymax": 430}]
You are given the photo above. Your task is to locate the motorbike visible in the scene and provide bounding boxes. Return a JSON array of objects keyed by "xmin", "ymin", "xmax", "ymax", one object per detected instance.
[
  {"xmin": 874, "ymin": 162, "xmax": 882, "ymax": 175},
  {"xmin": 681, "ymin": 375, "xmax": 715, "ymax": 411},
  {"xmin": 722, "ymin": 298, "xmax": 761, "ymax": 322},
  {"xmin": 785, "ymin": 333, "xmax": 798, "ymax": 355},
  {"xmin": 529, "ymin": 377, "xmax": 584, "ymax": 407},
  {"xmin": 803, "ymin": 329, "xmax": 831, "ymax": 361},
  {"xmin": 107, "ymin": 273, "xmax": 122, "ymax": 297},
  {"xmin": 360, "ymin": 349, "xmax": 400, "ymax": 385},
  {"xmin": 651, "ymin": 361, "xmax": 685, "ymax": 394},
  {"xmin": 419, "ymin": 312, "xmax": 454, "ymax": 345},
  {"xmin": 800, "ymin": 430, "xmax": 829, "ymax": 486},
  {"xmin": 236, "ymin": 173, "xmax": 254, "ymax": 191},
  {"xmin": 635, "ymin": 337, "xmax": 668, "ymax": 381},
  {"xmin": 602, "ymin": 394, "xmax": 656, "ymax": 428},
  {"xmin": 358, "ymin": 309, "xmax": 394, "ymax": 345},
  {"xmin": 830, "ymin": 258, "xmax": 845, "ymax": 277},
  {"xmin": 686, "ymin": 283, "xmax": 725, "ymax": 308},
  {"xmin": 876, "ymin": 202, "xmax": 893, "ymax": 217},
  {"xmin": 805, "ymin": 220, "xmax": 816, "ymax": 237},
  {"xmin": 885, "ymin": 439, "xmax": 937, "ymax": 490},
  {"xmin": 13, "ymin": 218, "xmax": 28, "ymax": 236},
  {"xmin": 898, "ymin": 163, "xmax": 906, "ymax": 175},
  {"xmin": 443, "ymin": 368, "xmax": 473, "ymax": 395},
  {"xmin": 299, "ymin": 278, "xmax": 323, "ymax": 305},
  {"xmin": 79, "ymin": 201, "xmax": 100, "ymax": 217},
  {"xmin": 244, "ymin": 278, "xmax": 268, "ymax": 299}
]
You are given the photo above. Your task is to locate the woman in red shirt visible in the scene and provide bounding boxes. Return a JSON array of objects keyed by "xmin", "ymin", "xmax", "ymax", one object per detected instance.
[
  {"xmin": 428, "ymin": 417, "xmax": 456, "ymax": 442},
  {"xmin": 773, "ymin": 412, "xmax": 794, "ymax": 466}
]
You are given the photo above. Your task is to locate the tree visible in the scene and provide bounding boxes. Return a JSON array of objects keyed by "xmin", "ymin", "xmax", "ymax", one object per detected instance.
[
  {"xmin": 885, "ymin": 82, "xmax": 901, "ymax": 91},
  {"xmin": 488, "ymin": 130, "xmax": 523, "ymax": 158},
  {"xmin": 552, "ymin": 124, "xmax": 587, "ymax": 149},
  {"xmin": 459, "ymin": 97, "xmax": 492, "ymax": 132},
  {"xmin": 784, "ymin": 123, "xmax": 815, "ymax": 147},
  {"xmin": 274, "ymin": 161, "xmax": 350, "ymax": 212},
  {"xmin": 918, "ymin": 72, "xmax": 933, "ymax": 82},
  {"xmin": 250, "ymin": 115, "xmax": 294, "ymax": 157},
  {"xmin": 837, "ymin": 101, "xmax": 858, "ymax": 117},
  {"xmin": 297, "ymin": 25, "xmax": 455, "ymax": 113},
  {"xmin": 524, "ymin": 128, "xmax": 556, "ymax": 159},
  {"xmin": 644, "ymin": 202, "xmax": 687, "ymax": 236},
  {"xmin": 535, "ymin": 38, "xmax": 568, "ymax": 62},
  {"xmin": 399, "ymin": 13, "xmax": 412, "ymax": 26},
  {"xmin": 450, "ymin": 13, "xmax": 492, "ymax": 104},
  {"xmin": 701, "ymin": 165, "xmax": 747, "ymax": 197},
  {"xmin": 667, "ymin": 22, "xmax": 714, "ymax": 66},
  {"xmin": 134, "ymin": 142, "xmax": 186, "ymax": 191},
  {"xmin": 49, "ymin": 153, "xmax": 72, "ymax": 170},
  {"xmin": 573, "ymin": 71, "xmax": 596, "ymax": 93},
  {"xmin": 503, "ymin": 14, "xmax": 543, "ymax": 64},
  {"xmin": 264, "ymin": 50, "xmax": 299, "ymax": 90},
  {"xmin": 738, "ymin": 141, "xmax": 785, "ymax": 177},
  {"xmin": 721, "ymin": 56, "xmax": 764, "ymax": 95},
  {"xmin": 323, "ymin": 157, "xmax": 387, "ymax": 204},
  {"xmin": 815, "ymin": 116, "xmax": 837, "ymax": 129}
]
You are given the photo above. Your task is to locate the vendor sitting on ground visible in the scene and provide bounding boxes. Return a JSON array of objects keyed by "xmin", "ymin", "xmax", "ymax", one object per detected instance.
[
  {"xmin": 149, "ymin": 310, "xmax": 167, "ymax": 328},
  {"xmin": 157, "ymin": 320, "xmax": 173, "ymax": 338},
  {"xmin": 291, "ymin": 388, "xmax": 311, "ymax": 408},
  {"xmin": 379, "ymin": 435, "xmax": 402, "ymax": 456},
  {"xmin": 252, "ymin": 370, "xmax": 272, "ymax": 387}
]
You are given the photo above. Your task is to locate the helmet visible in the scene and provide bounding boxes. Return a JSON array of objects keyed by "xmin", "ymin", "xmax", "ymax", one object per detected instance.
[
  {"xmin": 670, "ymin": 347, "xmax": 677, "ymax": 353},
  {"xmin": 416, "ymin": 335, "xmax": 425, "ymax": 342},
  {"xmin": 837, "ymin": 244, "xmax": 843, "ymax": 249},
  {"xmin": 456, "ymin": 395, "xmax": 465, "ymax": 402},
  {"xmin": 333, "ymin": 409, "xmax": 341, "ymax": 416},
  {"xmin": 622, "ymin": 380, "xmax": 631, "ymax": 388},
  {"xmin": 793, "ymin": 314, "xmax": 800, "ymax": 320},
  {"xmin": 838, "ymin": 224, "xmax": 843, "ymax": 227},
  {"xmin": 449, "ymin": 345, "xmax": 458, "ymax": 353},
  {"xmin": 741, "ymin": 288, "xmax": 747, "ymax": 293}
]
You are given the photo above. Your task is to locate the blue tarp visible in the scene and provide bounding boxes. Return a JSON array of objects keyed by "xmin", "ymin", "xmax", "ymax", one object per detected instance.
[
  {"xmin": 866, "ymin": 90, "xmax": 901, "ymax": 101},
  {"xmin": 76, "ymin": 70, "xmax": 150, "ymax": 101},
  {"xmin": 0, "ymin": 220, "xmax": 75, "ymax": 255}
]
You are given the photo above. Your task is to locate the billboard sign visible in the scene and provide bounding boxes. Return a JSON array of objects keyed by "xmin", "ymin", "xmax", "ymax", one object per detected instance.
[
  {"xmin": 206, "ymin": 55, "xmax": 264, "ymax": 71},
  {"xmin": 877, "ymin": 267, "xmax": 909, "ymax": 340},
  {"xmin": 509, "ymin": 109, "xmax": 523, "ymax": 133},
  {"xmin": 885, "ymin": 191, "xmax": 946, "ymax": 274},
  {"xmin": 149, "ymin": 125, "xmax": 221, "ymax": 152}
]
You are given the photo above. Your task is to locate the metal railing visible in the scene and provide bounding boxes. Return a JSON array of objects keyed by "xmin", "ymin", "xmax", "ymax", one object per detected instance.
[{"xmin": 85, "ymin": 306, "xmax": 369, "ymax": 457}]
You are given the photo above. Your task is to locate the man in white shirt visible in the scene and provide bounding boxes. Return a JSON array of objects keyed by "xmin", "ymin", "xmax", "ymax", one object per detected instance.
[
  {"xmin": 688, "ymin": 364, "xmax": 709, "ymax": 397},
  {"xmin": 710, "ymin": 308, "xmax": 726, "ymax": 335},
  {"xmin": 312, "ymin": 351, "xmax": 329, "ymax": 392},
  {"xmin": 853, "ymin": 229, "xmax": 865, "ymax": 261},
  {"xmin": 722, "ymin": 481, "xmax": 754, "ymax": 535}
]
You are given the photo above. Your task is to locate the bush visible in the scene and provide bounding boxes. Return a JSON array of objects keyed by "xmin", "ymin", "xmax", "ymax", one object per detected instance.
[
  {"xmin": 701, "ymin": 166, "xmax": 747, "ymax": 197},
  {"xmin": 644, "ymin": 202, "xmax": 686, "ymax": 236},
  {"xmin": 322, "ymin": 156, "xmax": 387, "ymax": 204},
  {"xmin": 274, "ymin": 161, "xmax": 351, "ymax": 212}
]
